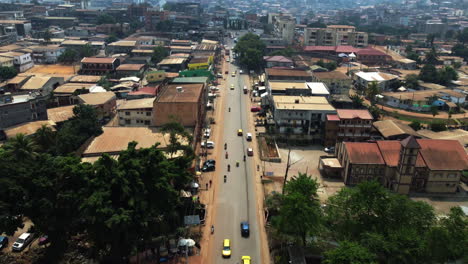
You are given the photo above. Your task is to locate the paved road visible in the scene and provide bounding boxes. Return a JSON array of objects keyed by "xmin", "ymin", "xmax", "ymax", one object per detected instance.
[{"xmin": 211, "ymin": 32, "xmax": 262, "ymax": 264}]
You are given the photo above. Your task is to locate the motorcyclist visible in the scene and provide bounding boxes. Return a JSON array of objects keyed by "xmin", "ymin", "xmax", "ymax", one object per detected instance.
[
  {"xmin": 211, "ymin": 225, "xmax": 214, "ymax": 234},
  {"xmin": 224, "ymin": 143, "xmax": 227, "ymax": 150},
  {"xmin": 224, "ymin": 175, "xmax": 227, "ymax": 182},
  {"xmin": 243, "ymin": 155, "xmax": 246, "ymax": 161},
  {"xmin": 227, "ymin": 165, "xmax": 230, "ymax": 171}
]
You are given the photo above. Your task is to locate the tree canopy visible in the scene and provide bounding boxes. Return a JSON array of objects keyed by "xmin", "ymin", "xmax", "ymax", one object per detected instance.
[
  {"xmin": 151, "ymin": 46, "xmax": 169, "ymax": 64},
  {"xmin": 0, "ymin": 66, "xmax": 17, "ymax": 80},
  {"xmin": 233, "ymin": 33, "xmax": 266, "ymax": 71}
]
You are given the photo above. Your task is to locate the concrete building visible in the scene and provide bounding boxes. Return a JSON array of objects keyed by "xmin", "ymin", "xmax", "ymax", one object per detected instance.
[
  {"xmin": 80, "ymin": 57, "xmax": 121, "ymax": 75},
  {"xmin": 0, "ymin": 56, "xmax": 14, "ymax": 68},
  {"xmin": 153, "ymin": 83, "xmax": 205, "ymax": 127},
  {"xmin": 116, "ymin": 64, "xmax": 146, "ymax": 77},
  {"xmin": 266, "ymin": 68, "xmax": 312, "ymax": 82},
  {"xmin": 271, "ymin": 95, "xmax": 336, "ymax": 136},
  {"xmin": 324, "ymin": 109, "xmax": 373, "ymax": 146},
  {"xmin": 117, "ymin": 98, "xmax": 155, "ymax": 126},
  {"xmin": 263, "ymin": 55, "xmax": 293, "ymax": 68},
  {"xmin": 335, "ymin": 136, "xmax": 468, "ymax": 194},
  {"xmin": 77, "ymin": 91, "xmax": 116, "ymax": 119},
  {"xmin": 304, "ymin": 25, "xmax": 368, "ymax": 47},
  {"xmin": 270, "ymin": 13, "xmax": 295, "ymax": 44},
  {"xmin": 30, "ymin": 45, "xmax": 65, "ymax": 64},
  {"xmin": 382, "ymin": 89, "xmax": 466, "ymax": 112},
  {"xmin": 19, "ymin": 76, "xmax": 64, "ymax": 95},
  {"xmin": 0, "ymin": 51, "xmax": 34, "ymax": 72},
  {"xmin": 354, "ymin": 71, "xmax": 399, "ymax": 92},
  {"xmin": 0, "ymin": 92, "xmax": 47, "ymax": 130},
  {"xmin": 312, "ymin": 71, "xmax": 352, "ymax": 95}
]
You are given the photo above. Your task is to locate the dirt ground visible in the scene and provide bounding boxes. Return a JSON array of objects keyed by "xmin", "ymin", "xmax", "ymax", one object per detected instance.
[{"xmin": 24, "ymin": 64, "xmax": 80, "ymax": 79}]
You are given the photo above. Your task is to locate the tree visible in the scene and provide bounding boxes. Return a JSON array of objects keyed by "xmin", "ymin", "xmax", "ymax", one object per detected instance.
[
  {"xmin": 79, "ymin": 43, "xmax": 95, "ymax": 58},
  {"xmin": 43, "ymin": 29, "xmax": 52, "ymax": 45},
  {"xmin": 33, "ymin": 124, "xmax": 56, "ymax": 153},
  {"xmin": 457, "ymin": 28, "xmax": 468, "ymax": 44},
  {"xmin": 368, "ymin": 105, "xmax": 382, "ymax": 120},
  {"xmin": 406, "ymin": 52, "xmax": 420, "ymax": 64},
  {"xmin": 451, "ymin": 43, "xmax": 468, "ymax": 60},
  {"xmin": 430, "ymin": 120, "xmax": 447, "ymax": 132},
  {"xmin": 424, "ymin": 48, "xmax": 438, "ymax": 64},
  {"xmin": 350, "ymin": 94, "xmax": 364, "ymax": 109},
  {"xmin": 419, "ymin": 64, "xmax": 438, "ymax": 83},
  {"xmin": 268, "ymin": 47, "xmax": 295, "ymax": 57},
  {"xmin": 233, "ymin": 33, "xmax": 266, "ymax": 71},
  {"xmin": 0, "ymin": 66, "xmax": 17, "ymax": 80},
  {"xmin": 430, "ymin": 105, "xmax": 439, "ymax": 118},
  {"xmin": 105, "ymin": 34, "xmax": 118, "ymax": 44},
  {"xmin": 409, "ymin": 121, "xmax": 422, "ymax": 131},
  {"xmin": 97, "ymin": 75, "xmax": 112, "ymax": 90},
  {"xmin": 437, "ymin": 66, "xmax": 458, "ymax": 85},
  {"xmin": 155, "ymin": 20, "xmax": 174, "ymax": 32},
  {"xmin": 151, "ymin": 45, "xmax": 169, "ymax": 64},
  {"xmin": 365, "ymin": 81, "xmax": 380, "ymax": 104},
  {"xmin": 426, "ymin": 33, "xmax": 436, "ymax": 47},
  {"xmin": 3, "ymin": 133, "xmax": 38, "ymax": 161},
  {"xmin": 324, "ymin": 241, "xmax": 377, "ymax": 264},
  {"xmin": 404, "ymin": 74, "xmax": 419, "ymax": 90},
  {"xmin": 160, "ymin": 121, "xmax": 194, "ymax": 163},
  {"xmin": 273, "ymin": 173, "xmax": 322, "ymax": 245},
  {"xmin": 57, "ymin": 48, "xmax": 77, "ymax": 64},
  {"xmin": 97, "ymin": 14, "xmax": 116, "ymax": 25}
]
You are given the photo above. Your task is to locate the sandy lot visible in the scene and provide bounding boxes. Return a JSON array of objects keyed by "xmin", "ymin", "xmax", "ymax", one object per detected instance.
[{"xmin": 24, "ymin": 64, "xmax": 80, "ymax": 79}]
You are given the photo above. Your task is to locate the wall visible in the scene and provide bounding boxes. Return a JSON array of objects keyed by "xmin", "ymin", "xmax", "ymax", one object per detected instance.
[
  {"xmin": 425, "ymin": 171, "xmax": 460, "ymax": 193},
  {"xmin": 154, "ymin": 101, "xmax": 198, "ymax": 126},
  {"xmin": 118, "ymin": 109, "xmax": 153, "ymax": 126},
  {"xmin": 0, "ymin": 97, "xmax": 47, "ymax": 129}
]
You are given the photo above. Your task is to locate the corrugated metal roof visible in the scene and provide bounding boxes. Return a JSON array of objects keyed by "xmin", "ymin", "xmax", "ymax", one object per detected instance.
[
  {"xmin": 336, "ymin": 109, "xmax": 373, "ymax": 120},
  {"xmin": 345, "ymin": 142, "xmax": 385, "ymax": 164}
]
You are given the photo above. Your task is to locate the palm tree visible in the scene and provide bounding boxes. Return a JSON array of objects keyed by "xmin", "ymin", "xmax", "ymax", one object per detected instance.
[
  {"xmin": 33, "ymin": 125, "xmax": 56, "ymax": 153},
  {"xmin": 350, "ymin": 94, "xmax": 364, "ymax": 109},
  {"xmin": 366, "ymin": 81, "xmax": 380, "ymax": 105},
  {"xmin": 4, "ymin": 133, "xmax": 39, "ymax": 161}
]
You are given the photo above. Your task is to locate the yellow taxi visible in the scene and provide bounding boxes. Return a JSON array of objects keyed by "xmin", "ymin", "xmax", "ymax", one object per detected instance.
[
  {"xmin": 231, "ymin": 72, "xmax": 236, "ymax": 77},
  {"xmin": 241, "ymin": 256, "xmax": 251, "ymax": 264},
  {"xmin": 237, "ymin": 129, "xmax": 243, "ymax": 136},
  {"xmin": 230, "ymin": 84, "xmax": 234, "ymax": 90},
  {"xmin": 222, "ymin": 239, "xmax": 231, "ymax": 258}
]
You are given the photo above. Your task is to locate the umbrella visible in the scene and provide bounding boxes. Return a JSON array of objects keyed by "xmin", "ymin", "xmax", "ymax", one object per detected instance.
[{"xmin": 190, "ymin": 182, "xmax": 199, "ymax": 188}]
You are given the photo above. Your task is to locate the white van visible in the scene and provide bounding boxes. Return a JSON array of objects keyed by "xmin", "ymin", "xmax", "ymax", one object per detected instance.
[
  {"xmin": 246, "ymin": 133, "xmax": 252, "ymax": 141},
  {"xmin": 12, "ymin": 233, "xmax": 33, "ymax": 251},
  {"xmin": 201, "ymin": 141, "xmax": 215, "ymax": 149}
]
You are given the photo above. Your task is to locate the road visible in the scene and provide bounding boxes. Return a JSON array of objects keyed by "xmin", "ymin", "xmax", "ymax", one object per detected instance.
[{"xmin": 211, "ymin": 31, "xmax": 262, "ymax": 264}]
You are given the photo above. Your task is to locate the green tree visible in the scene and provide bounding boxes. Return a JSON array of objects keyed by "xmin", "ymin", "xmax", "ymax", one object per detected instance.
[
  {"xmin": 451, "ymin": 43, "xmax": 468, "ymax": 60},
  {"xmin": 365, "ymin": 81, "xmax": 380, "ymax": 104},
  {"xmin": 151, "ymin": 45, "xmax": 169, "ymax": 64},
  {"xmin": 404, "ymin": 74, "xmax": 419, "ymax": 90},
  {"xmin": 437, "ymin": 66, "xmax": 458, "ymax": 85},
  {"xmin": 324, "ymin": 241, "xmax": 377, "ymax": 264},
  {"xmin": 160, "ymin": 121, "xmax": 194, "ymax": 162},
  {"xmin": 33, "ymin": 124, "xmax": 56, "ymax": 153},
  {"xmin": 268, "ymin": 47, "xmax": 295, "ymax": 57},
  {"xmin": 350, "ymin": 94, "xmax": 364, "ymax": 109},
  {"xmin": 272, "ymin": 173, "xmax": 322, "ymax": 245},
  {"xmin": 424, "ymin": 48, "xmax": 438, "ymax": 64},
  {"xmin": 155, "ymin": 20, "xmax": 174, "ymax": 32},
  {"xmin": 43, "ymin": 29, "xmax": 52, "ymax": 45},
  {"xmin": 3, "ymin": 133, "xmax": 38, "ymax": 161},
  {"xmin": 430, "ymin": 105, "xmax": 439, "ymax": 118},
  {"xmin": 97, "ymin": 14, "xmax": 116, "ymax": 25},
  {"xmin": 57, "ymin": 48, "xmax": 77, "ymax": 64},
  {"xmin": 419, "ymin": 64, "xmax": 438, "ymax": 83},
  {"xmin": 430, "ymin": 120, "xmax": 447, "ymax": 132},
  {"xmin": 97, "ymin": 75, "xmax": 112, "ymax": 90},
  {"xmin": 105, "ymin": 34, "xmax": 118, "ymax": 44},
  {"xmin": 409, "ymin": 121, "xmax": 422, "ymax": 131},
  {"xmin": 406, "ymin": 52, "xmax": 420, "ymax": 64},
  {"xmin": 79, "ymin": 43, "xmax": 95, "ymax": 58},
  {"xmin": 457, "ymin": 28, "xmax": 468, "ymax": 44},
  {"xmin": 368, "ymin": 105, "xmax": 381, "ymax": 120},
  {"xmin": 233, "ymin": 33, "xmax": 266, "ymax": 71},
  {"xmin": 0, "ymin": 66, "xmax": 17, "ymax": 80}
]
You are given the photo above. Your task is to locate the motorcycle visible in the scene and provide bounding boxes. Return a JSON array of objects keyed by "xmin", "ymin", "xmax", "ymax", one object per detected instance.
[
  {"xmin": 224, "ymin": 175, "xmax": 227, "ymax": 183},
  {"xmin": 225, "ymin": 152, "xmax": 228, "ymax": 159},
  {"xmin": 243, "ymin": 155, "xmax": 246, "ymax": 161},
  {"xmin": 227, "ymin": 165, "xmax": 230, "ymax": 172},
  {"xmin": 236, "ymin": 161, "xmax": 239, "ymax": 167},
  {"xmin": 224, "ymin": 143, "xmax": 227, "ymax": 150}
]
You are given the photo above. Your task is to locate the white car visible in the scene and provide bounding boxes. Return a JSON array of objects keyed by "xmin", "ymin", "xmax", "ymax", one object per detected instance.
[
  {"xmin": 246, "ymin": 133, "xmax": 252, "ymax": 141},
  {"xmin": 201, "ymin": 141, "xmax": 215, "ymax": 149},
  {"xmin": 12, "ymin": 233, "xmax": 33, "ymax": 252},
  {"xmin": 239, "ymin": 69, "xmax": 243, "ymax": 74},
  {"xmin": 204, "ymin": 129, "xmax": 211, "ymax": 138}
]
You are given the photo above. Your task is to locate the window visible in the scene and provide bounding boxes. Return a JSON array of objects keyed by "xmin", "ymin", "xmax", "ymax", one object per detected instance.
[
  {"xmin": 125, "ymin": 119, "xmax": 131, "ymax": 124},
  {"xmin": 144, "ymin": 120, "xmax": 150, "ymax": 125},
  {"xmin": 125, "ymin": 111, "xmax": 130, "ymax": 115},
  {"xmin": 146, "ymin": 112, "xmax": 151, "ymax": 116}
]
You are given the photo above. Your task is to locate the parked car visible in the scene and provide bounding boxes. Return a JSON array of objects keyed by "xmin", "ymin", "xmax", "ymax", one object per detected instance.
[
  {"xmin": 239, "ymin": 69, "xmax": 243, "ymax": 74},
  {"xmin": 247, "ymin": 148, "xmax": 254, "ymax": 156},
  {"xmin": 225, "ymin": 70, "xmax": 228, "ymax": 74},
  {"xmin": 324, "ymin": 147, "xmax": 335, "ymax": 153},
  {"xmin": 250, "ymin": 106, "xmax": 261, "ymax": 112},
  {"xmin": 0, "ymin": 236, "xmax": 8, "ymax": 250},
  {"xmin": 240, "ymin": 221, "xmax": 250, "ymax": 237},
  {"xmin": 202, "ymin": 163, "xmax": 215, "ymax": 172},
  {"xmin": 204, "ymin": 128, "xmax": 211, "ymax": 138},
  {"xmin": 204, "ymin": 159, "xmax": 216, "ymax": 166},
  {"xmin": 217, "ymin": 73, "xmax": 223, "ymax": 78},
  {"xmin": 201, "ymin": 141, "xmax": 215, "ymax": 149},
  {"xmin": 231, "ymin": 72, "xmax": 236, "ymax": 77},
  {"xmin": 12, "ymin": 233, "xmax": 33, "ymax": 252}
]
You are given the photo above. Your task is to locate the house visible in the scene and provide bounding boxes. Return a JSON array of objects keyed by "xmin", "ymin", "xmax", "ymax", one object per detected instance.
[
  {"xmin": 146, "ymin": 70, "xmax": 166, "ymax": 83},
  {"xmin": 68, "ymin": 75, "xmax": 102, "ymax": 83},
  {"xmin": 0, "ymin": 56, "xmax": 13, "ymax": 68},
  {"xmin": 131, "ymin": 49, "xmax": 154, "ymax": 57},
  {"xmin": 117, "ymin": 98, "xmax": 155, "ymax": 126},
  {"xmin": 266, "ymin": 68, "xmax": 312, "ymax": 82},
  {"xmin": 373, "ymin": 120, "xmax": 420, "ymax": 140},
  {"xmin": 5, "ymin": 75, "xmax": 30, "ymax": 91},
  {"xmin": 267, "ymin": 81, "xmax": 311, "ymax": 96},
  {"xmin": 0, "ymin": 51, "xmax": 34, "ymax": 72},
  {"xmin": 382, "ymin": 89, "xmax": 465, "ymax": 112},
  {"xmin": 263, "ymin": 56, "xmax": 293, "ymax": 68},
  {"xmin": 127, "ymin": 86, "xmax": 159, "ymax": 100},
  {"xmin": 53, "ymin": 82, "xmax": 95, "ymax": 106},
  {"xmin": 187, "ymin": 57, "xmax": 211, "ymax": 70},
  {"xmin": 324, "ymin": 109, "xmax": 373, "ymax": 146},
  {"xmin": 172, "ymin": 76, "xmax": 208, "ymax": 86},
  {"xmin": 394, "ymin": 58, "xmax": 417, "ymax": 70},
  {"xmin": 417, "ymin": 129, "xmax": 468, "ymax": 153},
  {"xmin": 107, "ymin": 40, "xmax": 137, "ymax": 54},
  {"xmin": 81, "ymin": 126, "xmax": 189, "ymax": 162},
  {"xmin": 306, "ymin": 82, "xmax": 330, "ymax": 98},
  {"xmin": 116, "ymin": 64, "xmax": 145, "ymax": 77},
  {"xmin": 303, "ymin": 25, "xmax": 368, "ymax": 47},
  {"xmin": 80, "ymin": 57, "xmax": 121, "ymax": 75},
  {"xmin": 30, "ymin": 45, "xmax": 65, "ymax": 64},
  {"xmin": 47, "ymin": 105, "xmax": 75, "ymax": 124},
  {"xmin": 19, "ymin": 76, "xmax": 64, "ymax": 95},
  {"xmin": 354, "ymin": 71, "xmax": 399, "ymax": 92},
  {"xmin": 312, "ymin": 71, "xmax": 352, "ymax": 95},
  {"xmin": 3, "ymin": 120, "xmax": 55, "ymax": 139},
  {"xmin": 0, "ymin": 92, "xmax": 48, "ymax": 129},
  {"xmin": 334, "ymin": 136, "xmax": 468, "ymax": 194},
  {"xmin": 77, "ymin": 91, "xmax": 116, "ymax": 119},
  {"xmin": 157, "ymin": 57, "xmax": 187, "ymax": 72},
  {"xmin": 271, "ymin": 95, "xmax": 336, "ymax": 137},
  {"xmin": 153, "ymin": 83, "xmax": 205, "ymax": 127},
  {"xmin": 356, "ymin": 48, "xmax": 392, "ymax": 65}
]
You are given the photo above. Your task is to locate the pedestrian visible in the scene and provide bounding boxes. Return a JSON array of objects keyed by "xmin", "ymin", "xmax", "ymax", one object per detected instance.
[
  {"xmin": 209, "ymin": 180, "xmax": 212, "ymax": 187},
  {"xmin": 206, "ymin": 183, "xmax": 209, "ymax": 190},
  {"xmin": 257, "ymin": 165, "xmax": 260, "ymax": 171}
]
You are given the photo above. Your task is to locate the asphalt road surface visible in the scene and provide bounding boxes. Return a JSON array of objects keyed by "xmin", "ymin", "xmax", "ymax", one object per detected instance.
[{"xmin": 211, "ymin": 31, "xmax": 262, "ymax": 264}]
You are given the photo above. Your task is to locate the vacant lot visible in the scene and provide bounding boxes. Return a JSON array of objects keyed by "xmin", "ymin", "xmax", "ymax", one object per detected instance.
[{"xmin": 26, "ymin": 64, "xmax": 80, "ymax": 76}]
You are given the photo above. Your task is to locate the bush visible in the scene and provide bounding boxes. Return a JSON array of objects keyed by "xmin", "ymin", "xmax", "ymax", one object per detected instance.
[{"xmin": 430, "ymin": 120, "xmax": 447, "ymax": 132}]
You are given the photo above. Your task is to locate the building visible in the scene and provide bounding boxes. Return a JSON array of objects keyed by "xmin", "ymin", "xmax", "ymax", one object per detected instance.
[
  {"xmin": 271, "ymin": 95, "xmax": 336, "ymax": 137},
  {"xmin": 266, "ymin": 68, "xmax": 312, "ymax": 82},
  {"xmin": 157, "ymin": 57, "xmax": 187, "ymax": 72},
  {"xmin": 356, "ymin": 48, "xmax": 392, "ymax": 65},
  {"xmin": 53, "ymin": 83, "xmax": 95, "ymax": 106},
  {"xmin": 303, "ymin": 25, "xmax": 368, "ymax": 47},
  {"xmin": 335, "ymin": 136, "xmax": 468, "ymax": 194},
  {"xmin": 117, "ymin": 98, "xmax": 155, "ymax": 126},
  {"xmin": 80, "ymin": 57, "xmax": 121, "ymax": 75},
  {"xmin": 187, "ymin": 57, "xmax": 211, "ymax": 70},
  {"xmin": 4, "ymin": 120, "xmax": 55, "ymax": 139},
  {"xmin": 116, "ymin": 64, "xmax": 146, "ymax": 77},
  {"xmin": 312, "ymin": 71, "xmax": 352, "ymax": 95},
  {"xmin": 146, "ymin": 70, "xmax": 166, "ymax": 83},
  {"xmin": 0, "ymin": 56, "xmax": 13, "ymax": 68},
  {"xmin": 0, "ymin": 92, "xmax": 47, "ymax": 129},
  {"xmin": 270, "ymin": 13, "xmax": 295, "ymax": 44},
  {"xmin": 47, "ymin": 105, "xmax": 75, "ymax": 124},
  {"xmin": 267, "ymin": 81, "xmax": 311, "ymax": 96},
  {"xmin": 324, "ymin": 109, "xmax": 373, "ymax": 146},
  {"xmin": 263, "ymin": 55, "xmax": 293, "ymax": 68},
  {"xmin": 306, "ymin": 82, "xmax": 331, "ymax": 98},
  {"xmin": 417, "ymin": 129, "xmax": 468, "ymax": 153},
  {"xmin": 19, "ymin": 76, "xmax": 64, "ymax": 95},
  {"xmin": 373, "ymin": 120, "xmax": 420, "ymax": 140},
  {"xmin": 127, "ymin": 86, "xmax": 159, "ymax": 100},
  {"xmin": 0, "ymin": 19, "xmax": 31, "ymax": 37},
  {"xmin": 153, "ymin": 83, "xmax": 205, "ymax": 127},
  {"xmin": 394, "ymin": 58, "xmax": 417, "ymax": 70},
  {"xmin": 0, "ymin": 51, "xmax": 34, "ymax": 72},
  {"xmin": 81, "ymin": 126, "xmax": 188, "ymax": 162},
  {"xmin": 30, "ymin": 45, "xmax": 65, "ymax": 64},
  {"xmin": 77, "ymin": 91, "xmax": 116, "ymax": 119},
  {"xmin": 107, "ymin": 40, "xmax": 137, "ymax": 54},
  {"xmin": 354, "ymin": 71, "xmax": 399, "ymax": 92},
  {"xmin": 382, "ymin": 89, "xmax": 465, "ymax": 112}
]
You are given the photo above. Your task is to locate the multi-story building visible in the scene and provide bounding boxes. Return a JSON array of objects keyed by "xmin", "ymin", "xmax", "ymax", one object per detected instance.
[
  {"xmin": 117, "ymin": 98, "xmax": 155, "ymax": 126},
  {"xmin": 334, "ymin": 136, "xmax": 468, "ymax": 194},
  {"xmin": 78, "ymin": 92, "xmax": 116, "ymax": 120},
  {"xmin": 30, "ymin": 45, "xmax": 65, "ymax": 64},
  {"xmin": 312, "ymin": 71, "xmax": 352, "ymax": 95},
  {"xmin": 144, "ymin": 9, "xmax": 169, "ymax": 32},
  {"xmin": 107, "ymin": 40, "xmax": 136, "ymax": 54},
  {"xmin": 266, "ymin": 68, "xmax": 312, "ymax": 82},
  {"xmin": 0, "ymin": 51, "xmax": 34, "ymax": 72},
  {"xmin": 271, "ymin": 95, "xmax": 336, "ymax": 137},
  {"xmin": 269, "ymin": 13, "xmax": 295, "ymax": 45},
  {"xmin": 325, "ymin": 109, "xmax": 373, "ymax": 146},
  {"xmin": 0, "ymin": 91, "xmax": 47, "ymax": 130},
  {"xmin": 303, "ymin": 25, "xmax": 368, "ymax": 47},
  {"xmin": 80, "ymin": 57, "xmax": 121, "ymax": 75},
  {"xmin": 354, "ymin": 71, "xmax": 399, "ymax": 92}
]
